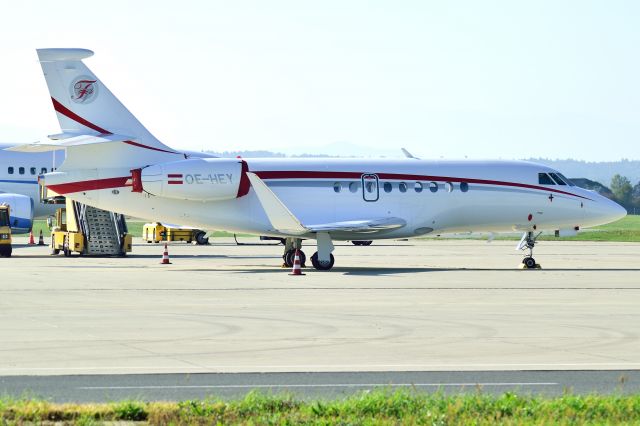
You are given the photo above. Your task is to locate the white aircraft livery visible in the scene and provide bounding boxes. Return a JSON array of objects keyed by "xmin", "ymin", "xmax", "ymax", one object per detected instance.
[
  {"xmin": 11, "ymin": 48, "xmax": 627, "ymax": 269},
  {"xmin": 0, "ymin": 144, "xmax": 61, "ymax": 233}
]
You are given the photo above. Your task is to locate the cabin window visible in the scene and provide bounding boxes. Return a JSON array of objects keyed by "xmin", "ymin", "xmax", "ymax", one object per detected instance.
[
  {"xmin": 414, "ymin": 182, "xmax": 423, "ymax": 193},
  {"xmin": 333, "ymin": 182, "xmax": 342, "ymax": 193},
  {"xmin": 349, "ymin": 182, "xmax": 359, "ymax": 193},
  {"xmin": 429, "ymin": 182, "xmax": 438, "ymax": 193},
  {"xmin": 549, "ymin": 172, "xmax": 567, "ymax": 185},
  {"xmin": 40, "ymin": 167, "xmax": 47, "ymax": 174},
  {"xmin": 383, "ymin": 182, "xmax": 392, "ymax": 193},
  {"xmin": 538, "ymin": 173, "xmax": 555, "ymax": 185},
  {"xmin": 398, "ymin": 182, "xmax": 407, "ymax": 193},
  {"xmin": 446, "ymin": 182, "xmax": 454, "ymax": 192},
  {"xmin": 365, "ymin": 181, "xmax": 376, "ymax": 193},
  {"xmin": 8, "ymin": 167, "xmax": 13, "ymax": 175},
  {"xmin": 30, "ymin": 167, "xmax": 36, "ymax": 175},
  {"xmin": 460, "ymin": 182, "xmax": 469, "ymax": 192},
  {"xmin": 19, "ymin": 167, "xmax": 25, "ymax": 175}
]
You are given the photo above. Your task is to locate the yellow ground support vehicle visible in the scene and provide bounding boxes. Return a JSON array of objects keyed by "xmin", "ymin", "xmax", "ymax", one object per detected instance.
[
  {"xmin": 143, "ymin": 222, "xmax": 209, "ymax": 245},
  {"xmin": 51, "ymin": 198, "xmax": 132, "ymax": 257},
  {"xmin": 0, "ymin": 204, "xmax": 12, "ymax": 257}
]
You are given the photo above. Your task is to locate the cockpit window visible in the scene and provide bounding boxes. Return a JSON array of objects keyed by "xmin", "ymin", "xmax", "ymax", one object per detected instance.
[
  {"xmin": 549, "ymin": 172, "xmax": 567, "ymax": 185},
  {"xmin": 538, "ymin": 173, "xmax": 555, "ymax": 185},
  {"xmin": 557, "ymin": 173, "xmax": 575, "ymax": 186}
]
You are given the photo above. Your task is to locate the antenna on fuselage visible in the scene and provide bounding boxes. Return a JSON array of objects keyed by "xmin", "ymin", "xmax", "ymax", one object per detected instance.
[{"xmin": 401, "ymin": 148, "xmax": 419, "ymax": 159}]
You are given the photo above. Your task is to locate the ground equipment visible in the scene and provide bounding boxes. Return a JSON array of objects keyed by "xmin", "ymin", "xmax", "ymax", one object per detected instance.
[
  {"xmin": 51, "ymin": 198, "xmax": 132, "ymax": 256},
  {"xmin": 143, "ymin": 222, "xmax": 208, "ymax": 245},
  {"xmin": 0, "ymin": 204, "xmax": 12, "ymax": 257}
]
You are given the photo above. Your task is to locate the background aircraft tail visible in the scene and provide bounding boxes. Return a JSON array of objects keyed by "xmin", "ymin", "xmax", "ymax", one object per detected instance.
[{"xmin": 35, "ymin": 48, "xmax": 181, "ymax": 169}]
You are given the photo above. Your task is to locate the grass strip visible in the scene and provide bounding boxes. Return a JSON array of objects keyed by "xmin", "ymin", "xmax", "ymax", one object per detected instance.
[{"xmin": 2, "ymin": 389, "xmax": 640, "ymax": 425}]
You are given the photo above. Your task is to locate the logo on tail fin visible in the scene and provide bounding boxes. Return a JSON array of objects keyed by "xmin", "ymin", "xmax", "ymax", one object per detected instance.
[{"xmin": 70, "ymin": 75, "xmax": 98, "ymax": 104}]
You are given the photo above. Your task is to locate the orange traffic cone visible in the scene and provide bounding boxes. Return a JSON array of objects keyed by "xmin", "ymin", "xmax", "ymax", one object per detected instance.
[
  {"xmin": 28, "ymin": 230, "xmax": 35, "ymax": 245},
  {"xmin": 160, "ymin": 243, "xmax": 172, "ymax": 264},
  {"xmin": 38, "ymin": 230, "xmax": 45, "ymax": 246},
  {"xmin": 289, "ymin": 249, "xmax": 305, "ymax": 276}
]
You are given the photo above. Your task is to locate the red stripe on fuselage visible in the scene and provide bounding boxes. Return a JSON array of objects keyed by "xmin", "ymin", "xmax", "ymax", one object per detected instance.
[
  {"xmin": 123, "ymin": 140, "xmax": 179, "ymax": 154},
  {"xmin": 46, "ymin": 170, "xmax": 592, "ymax": 201},
  {"xmin": 253, "ymin": 171, "xmax": 592, "ymax": 200},
  {"xmin": 47, "ymin": 177, "xmax": 130, "ymax": 194}
]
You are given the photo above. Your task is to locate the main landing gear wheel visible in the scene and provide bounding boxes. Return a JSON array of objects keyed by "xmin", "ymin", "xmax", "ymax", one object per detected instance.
[
  {"xmin": 283, "ymin": 249, "xmax": 306, "ymax": 268},
  {"xmin": 311, "ymin": 252, "xmax": 335, "ymax": 271},
  {"xmin": 352, "ymin": 240, "xmax": 373, "ymax": 246},
  {"xmin": 522, "ymin": 256, "xmax": 537, "ymax": 269},
  {"xmin": 194, "ymin": 231, "xmax": 209, "ymax": 245}
]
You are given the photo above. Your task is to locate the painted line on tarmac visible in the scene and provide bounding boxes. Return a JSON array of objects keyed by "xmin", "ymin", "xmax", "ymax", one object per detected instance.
[
  {"xmin": 2, "ymin": 363, "xmax": 640, "ymax": 372},
  {"xmin": 78, "ymin": 382, "xmax": 559, "ymax": 390}
]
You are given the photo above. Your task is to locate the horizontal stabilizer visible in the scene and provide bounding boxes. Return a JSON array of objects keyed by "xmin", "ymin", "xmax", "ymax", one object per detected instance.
[{"xmin": 4, "ymin": 134, "xmax": 134, "ymax": 152}]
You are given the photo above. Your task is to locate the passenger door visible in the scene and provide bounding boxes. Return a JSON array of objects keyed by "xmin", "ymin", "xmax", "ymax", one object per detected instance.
[{"xmin": 361, "ymin": 174, "xmax": 379, "ymax": 202}]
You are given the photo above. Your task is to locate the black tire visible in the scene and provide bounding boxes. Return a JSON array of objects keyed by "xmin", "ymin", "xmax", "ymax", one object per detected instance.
[
  {"xmin": 195, "ymin": 231, "xmax": 209, "ymax": 245},
  {"xmin": 352, "ymin": 240, "xmax": 373, "ymax": 246},
  {"xmin": 0, "ymin": 246, "xmax": 10, "ymax": 257},
  {"xmin": 311, "ymin": 252, "xmax": 335, "ymax": 271},
  {"xmin": 523, "ymin": 257, "xmax": 536, "ymax": 269},
  {"xmin": 284, "ymin": 249, "xmax": 306, "ymax": 268}
]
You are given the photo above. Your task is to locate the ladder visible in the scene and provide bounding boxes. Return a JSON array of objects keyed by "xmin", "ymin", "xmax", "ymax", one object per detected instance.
[{"xmin": 73, "ymin": 202, "xmax": 128, "ymax": 256}]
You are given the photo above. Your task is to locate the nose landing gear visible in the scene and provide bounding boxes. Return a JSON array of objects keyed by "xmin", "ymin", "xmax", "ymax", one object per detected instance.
[{"xmin": 518, "ymin": 231, "xmax": 541, "ymax": 269}]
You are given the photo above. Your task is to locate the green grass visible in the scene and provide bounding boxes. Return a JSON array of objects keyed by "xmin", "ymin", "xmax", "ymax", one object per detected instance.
[
  {"xmin": 27, "ymin": 215, "xmax": 640, "ymax": 243},
  {"xmin": 2, "ymin": 390, "xmax": 640, "ymax": 424},
  {"xmin": 539, "ymin": 215, "xmax": 640, "ymax": 242},
  {"xmin": 428, "ymin": 215, "xmax": 640, "ymax": 243},
  {"xmin": 27, "ymin": 220, "xmax": 255, "ymax": 240}
]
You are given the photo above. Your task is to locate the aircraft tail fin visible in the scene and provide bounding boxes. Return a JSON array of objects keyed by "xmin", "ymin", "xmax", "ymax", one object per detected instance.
[{"xmin": 36, "ymin": 48, "xmax": 181, "ymax": 168}]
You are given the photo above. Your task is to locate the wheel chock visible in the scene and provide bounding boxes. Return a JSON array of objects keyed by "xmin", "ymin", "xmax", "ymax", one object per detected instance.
[{"xmin": 518, "ymin": 263, "xmax": 542, "ymax": 269}]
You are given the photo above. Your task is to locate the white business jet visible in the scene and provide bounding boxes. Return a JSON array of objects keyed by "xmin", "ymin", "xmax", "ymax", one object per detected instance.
[{"xmin": 11, "ymin": 48, "xmax": 626, "ymax": 270}]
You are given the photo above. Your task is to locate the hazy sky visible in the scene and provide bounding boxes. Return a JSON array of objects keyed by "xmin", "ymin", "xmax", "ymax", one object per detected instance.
[{"xmin": 0, "ymin": 1, "xmax": 639, "ymax": 160}]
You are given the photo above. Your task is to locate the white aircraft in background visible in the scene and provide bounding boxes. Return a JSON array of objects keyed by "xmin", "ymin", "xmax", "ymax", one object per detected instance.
[
  {"xmin": 12, "ymin": 48, "xmax": 626, "ymax": 270},
  {"xmin": 0, "ymin": 144, "xmax": 61, "ymax": 233},
  {"xmin": 0, "ymin": 143, "xmax": 211, "ymax": 235}
]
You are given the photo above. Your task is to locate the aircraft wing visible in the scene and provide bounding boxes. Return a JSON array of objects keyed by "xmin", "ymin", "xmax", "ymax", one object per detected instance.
[
  {"xmin": 305, "ymin": 217, "xmax": 406, "ymax": 233},
  {"xmin": 246, "ymin": 172, "xmax": 406, "ymax": 236},
  {"xmin": 5, "ymin": 133, "xmax": 134, "ymax": 152}
]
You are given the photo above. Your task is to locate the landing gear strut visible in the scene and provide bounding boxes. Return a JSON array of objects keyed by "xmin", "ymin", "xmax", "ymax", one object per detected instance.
[
  {"xmin": 311, "ymin": 232, "xmax": 335, "ymax": 271},
  {"xmin": 519, "ymin": 231, "xmax": 541, "ymax": 269}
]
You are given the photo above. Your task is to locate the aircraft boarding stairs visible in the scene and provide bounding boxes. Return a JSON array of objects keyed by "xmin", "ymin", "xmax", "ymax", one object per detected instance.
[
  {"xmin": 73, "ymin": 202, "xmax": 129, "ymax": 256},
  {"xmin": 41, "ymin": 182, "xmax": 131, "ymax": 256}
]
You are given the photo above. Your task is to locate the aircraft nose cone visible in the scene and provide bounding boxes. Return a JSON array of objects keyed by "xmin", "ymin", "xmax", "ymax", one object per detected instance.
[{"xmin": 601, "ymin": 197, "xmax": 627, "ymax": 224}]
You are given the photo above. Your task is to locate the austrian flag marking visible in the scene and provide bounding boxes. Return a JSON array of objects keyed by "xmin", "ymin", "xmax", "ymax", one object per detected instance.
[{"xmin": 167, "ymin": 174, "xmax": 183, "ymax": 185}]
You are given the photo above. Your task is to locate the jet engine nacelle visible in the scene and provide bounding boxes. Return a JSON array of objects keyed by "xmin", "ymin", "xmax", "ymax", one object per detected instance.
[
  {"xmin": 0, "ymin": 193, "xmax": 34, "ymax": 233},
  {"xmin": 137, "ymin": 158, "xmax": 247, "ymax": 201}
]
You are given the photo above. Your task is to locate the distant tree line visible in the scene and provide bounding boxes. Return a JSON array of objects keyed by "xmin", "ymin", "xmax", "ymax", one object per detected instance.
[{"xmin": 572, "ymin": 175, "xmax": 640, "ymax": 214}]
